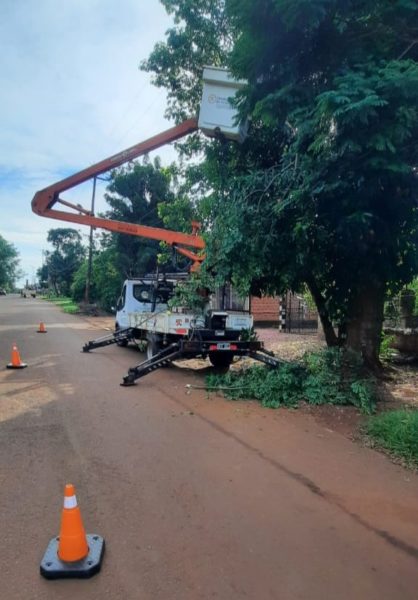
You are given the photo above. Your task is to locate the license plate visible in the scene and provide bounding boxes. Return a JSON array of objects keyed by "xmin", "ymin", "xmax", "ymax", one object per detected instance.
[{"xmin": 216, "ymin": 343, "xmax": 230, "ymax": 350}]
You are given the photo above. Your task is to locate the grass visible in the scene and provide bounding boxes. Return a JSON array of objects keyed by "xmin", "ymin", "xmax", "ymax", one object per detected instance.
[
  {"xmin": 42, "ymin": 295, "xmax": 80, "ymax": 314},
  {"xmin": 367, "ymin": 409, "xmax": 418, "ymax": 466}
]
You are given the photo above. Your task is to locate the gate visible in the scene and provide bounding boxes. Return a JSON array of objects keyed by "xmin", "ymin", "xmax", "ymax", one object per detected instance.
[{"xmin": 281, "ymin": 292, "xmax": 318, "ymax": 334}]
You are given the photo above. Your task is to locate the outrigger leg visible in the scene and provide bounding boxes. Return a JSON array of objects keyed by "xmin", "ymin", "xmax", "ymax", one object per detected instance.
[
  {"xmin": 120, "ymin": 340, "xmax": 286, "ymax": 386},
  {"xmin": 121, "ymin": 343, "xmax": 182, "ymax": 386},
  {"xmin": 82, "ymin": 328, "xmax": 135, "ymax": 352}
]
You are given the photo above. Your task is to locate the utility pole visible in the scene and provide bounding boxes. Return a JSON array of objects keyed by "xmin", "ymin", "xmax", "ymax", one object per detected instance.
[{"xmin": 84, "ymin": 176, "xmax": 97, "ymax": 304}]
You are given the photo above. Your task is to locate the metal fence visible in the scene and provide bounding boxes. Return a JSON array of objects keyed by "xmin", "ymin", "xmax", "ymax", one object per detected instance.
[{"xmin": 282, "ymin": 292, "xmax": 318, "ymax": 334}]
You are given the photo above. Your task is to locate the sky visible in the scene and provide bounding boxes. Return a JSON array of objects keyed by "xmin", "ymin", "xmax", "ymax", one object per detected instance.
[{"xmin": 0, "ymin": 0, "xmax": 177, "ymax": 286}]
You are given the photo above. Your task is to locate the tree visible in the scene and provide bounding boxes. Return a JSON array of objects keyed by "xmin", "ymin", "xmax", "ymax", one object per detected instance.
[
  {"xmin": 45, "ymin": 228, "xmax": 85, "ymax": 295},
  {"xmin": 0, "ymin": 235, "xmax": 20, "ymax": 290},
  {"xmin": 141, "ymin": 0, "xmax": 234, "ymax": 123},
  {"xmin": 144, "ymin": 0, "xmax": 418, "ymax": 368},
  {"xmin": 71, "ymin": 248, "xmax": 123, "ymax": 312},
  {"xmin": 102, "ymin": 158, "xmax": 181, "ymax": 276},
  {"xmin": 70, "ymin": 159, "xmax": 193, "ymax": 311}
]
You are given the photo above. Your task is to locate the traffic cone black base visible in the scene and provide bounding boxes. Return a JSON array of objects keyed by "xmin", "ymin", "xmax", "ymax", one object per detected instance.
[
  {"xmin": 40, "ymin": 534, "xmax": 105, "ymax": 579},
  {"xmin": 7, "ymin": 363, "xmax": 27, "ymax": 369}
]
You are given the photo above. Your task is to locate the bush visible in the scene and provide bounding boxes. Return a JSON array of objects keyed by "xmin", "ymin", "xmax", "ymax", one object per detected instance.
[
  {"xmin": 367, "ymin": 410, "xmax": 418, "ymax": 466},
  {"xmin": 302, "ymin": 348, "xmax": 376, "ymax": 414},
  {"xmin": 70, "ymin": 261, "xmax": 92, "ymax": 302},
  {"xmin": 70, "ymin": 250, "xmax": 124, "ymax": 312},
  {"xmin": 46, "ymin": 296, "xmax": 79, "ymax": 314},
  {"xmin": 206, "ymin": 348, "xmax": 376, "ymax": 414},
  {"xmin": 206, "ymin": 362, "xmax": 305, "ymax": 408}
]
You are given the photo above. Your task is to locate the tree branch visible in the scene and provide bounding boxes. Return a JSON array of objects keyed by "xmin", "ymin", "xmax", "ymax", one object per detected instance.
[{"xmin": 397, "ymin": 39, "xmax": 418, "ymax": 60}]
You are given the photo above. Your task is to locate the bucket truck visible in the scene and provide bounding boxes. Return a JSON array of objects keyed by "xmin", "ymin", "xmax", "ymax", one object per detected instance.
[{"xmin": 32, "ymin": 68, "xmax": 281, "ymax": 385}]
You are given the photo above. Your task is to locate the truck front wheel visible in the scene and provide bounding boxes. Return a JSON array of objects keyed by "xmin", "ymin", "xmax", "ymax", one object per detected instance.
[
  {"xmin": 209, "ymin": 351, "xmax": 233, "ymax": 371},
  {"xmin": 115, "ymin": 324, "xmax": 128, "ymax": 347}
]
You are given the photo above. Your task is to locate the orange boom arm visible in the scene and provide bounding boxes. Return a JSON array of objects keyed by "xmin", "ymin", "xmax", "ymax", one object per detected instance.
[{"xmin": 31, "ymin": 118, "xmax": 205, "ymax": 269}]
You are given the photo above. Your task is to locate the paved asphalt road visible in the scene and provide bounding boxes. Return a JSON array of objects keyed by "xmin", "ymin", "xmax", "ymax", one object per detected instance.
[{"xmin": 0, "ymin": 295, "xmax": 417, "ymax": 599}]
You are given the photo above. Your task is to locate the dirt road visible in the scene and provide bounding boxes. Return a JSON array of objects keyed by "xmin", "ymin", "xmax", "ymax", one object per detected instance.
[{"xmin": 0, "ymin": 295, "xmax": 417, "ymax": 599}]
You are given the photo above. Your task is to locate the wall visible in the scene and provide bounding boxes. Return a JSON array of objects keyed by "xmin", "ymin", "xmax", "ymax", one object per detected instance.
[{"xmin": 251, "ymin": 296, "xmax": 280, "ymax": 327}]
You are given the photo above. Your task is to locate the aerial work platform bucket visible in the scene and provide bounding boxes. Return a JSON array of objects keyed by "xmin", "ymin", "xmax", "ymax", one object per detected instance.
[{"xmin": 198, "ymin": 66, "xmax": 248, "ymax": 143}]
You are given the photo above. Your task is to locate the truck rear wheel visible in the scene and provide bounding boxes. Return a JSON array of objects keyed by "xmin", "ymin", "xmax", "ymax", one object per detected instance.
[
  {"xmin": 146, "ymin": 333, "xmax": 163, "ymax": 360},
  {"xmin": 209, "ymin": 351, "xmax": 233, "ymax": 371}
]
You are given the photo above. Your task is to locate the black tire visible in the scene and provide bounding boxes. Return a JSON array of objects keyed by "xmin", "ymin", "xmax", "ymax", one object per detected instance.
[
  {"xmin": 209, "ymin": 351, "xmax": 233, "ymax": 370},
  {"xmin": 115, "ymin": 324, "xmax": 128, "ymax": 347},
  {"xmin": 146, "ymin": 333, "xmax": 163, "ymax": 360}
]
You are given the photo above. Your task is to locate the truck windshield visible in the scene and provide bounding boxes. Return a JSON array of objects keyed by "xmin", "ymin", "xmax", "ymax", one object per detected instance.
[{"xmin": 133, "ymin": 284, "xmax": 173, "ymax": 304}]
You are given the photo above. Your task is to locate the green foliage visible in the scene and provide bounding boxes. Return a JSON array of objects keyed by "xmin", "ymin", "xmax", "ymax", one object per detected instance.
[
  {"xmin": 408, "ymin": 278, "xmax": 418, "ymax": 315},
  {"xmin": 141, "ymin": 0, "xmax": 234, "ymax": 122},
  {"xmin": 157, "ymin": 191, "xmax": 197, "ymax": 269},
  {"xmin": 367, "ymin": 409, "xmax": 418, "ymax": 466},
  {"xmin": 239, "ymin": 327, "xmax": 258, "ymax": 342},
  {"xmin": 222, "ymin": 1, "xmax": 418, "ymax": 333},
  {"xmin": 206, "ymin": 348, "xmax": 376, "ymax": 413},
  {"xmin": 44, "ymin": 228, "xmax": 85, "ymax": 296},
  {"xmin": 70, "ymin": 261, "xmax": 90, "ymax": 302},
  {"xmin": 235, "ymin": 1, "xmax": 417, "ymax": 322},
  {"xmin": 92, "ymin": 249, "xmax": 125, "ymax": 312},
  {"xmin": 379, "ymin": 332, "xmax": 395, "ymax": 360},
  {"xmin": 301, "ymin": 287, "xmax": 316, "ymax": 312},
  {"xmin": 0, "ymin": 234, "xmax": 20, "ymax": 290},
  {"xmin": 206, "ymin": 362, "xmax": 304, "ymax": 408},
  {"xmin": 103, "ymin": 159, "xmax": 177, "ymax": 277},
  {"xmin": 69, "ymin": 159, "xmax": 201, "ymax": 311},
  {"xmin": 71, "ymin": 248, "xmax": 124, "ymax": 312},
  {"xmin": 302, "ymin": 349, "xmax": 376, "ymax": 414},
  {"xmin": 145, "ymin": 0, "xmax": 418, "ymax": 366},
  {"xmin": 168, "ymin": 271, "xmax": 213, "ymax": 312}
]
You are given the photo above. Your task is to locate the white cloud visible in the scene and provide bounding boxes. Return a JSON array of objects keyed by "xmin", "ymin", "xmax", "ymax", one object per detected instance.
[{"xmin": 0, "ymin": 0, "xmax": 179, "ymax": 284}]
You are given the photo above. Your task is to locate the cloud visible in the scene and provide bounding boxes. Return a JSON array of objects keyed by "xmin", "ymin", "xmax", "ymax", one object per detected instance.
[{"xmin": 0, "ymin": 1, "xmax": 178, "ymax": 284}]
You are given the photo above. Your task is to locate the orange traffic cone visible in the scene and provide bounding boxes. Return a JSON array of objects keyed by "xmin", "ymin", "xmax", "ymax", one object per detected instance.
[
  {"xmin": 6, "ymin": 343, "xmax": 27, "ymax": 369},
  {"xmin": 37, "ymin": 322, "xmax": 47, "ymax": 333},
  {"xmin": 40, "ymin": 484, "xmax": 105, "ymax": 579},
  {"xmin": 58, "ymin": 484, "xmax": 89, "ymax": 562}
]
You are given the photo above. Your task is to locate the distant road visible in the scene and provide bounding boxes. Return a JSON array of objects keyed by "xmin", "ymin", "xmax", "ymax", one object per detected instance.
[{"xmin": 0, "ymin": 294, "xmax": 417, "ymax": 599}]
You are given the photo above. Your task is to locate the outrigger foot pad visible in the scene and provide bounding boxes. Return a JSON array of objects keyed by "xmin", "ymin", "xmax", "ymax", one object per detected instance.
[{"xmin": 120, "ymin": 375, "xmax": 136, "ymax": 387}]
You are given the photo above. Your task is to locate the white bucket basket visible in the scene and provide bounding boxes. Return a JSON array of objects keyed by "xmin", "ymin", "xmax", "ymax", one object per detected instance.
[{"xmin": 198, "ymin": 66, "xmax": 248, "ymax": 143}]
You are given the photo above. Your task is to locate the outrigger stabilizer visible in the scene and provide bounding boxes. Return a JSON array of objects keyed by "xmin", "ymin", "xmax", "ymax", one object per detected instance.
[
  {"xmin": 82, "ymin": 332, "xmax": 284, "ymax": 386},
  {"xmin": 82, "ymin": 327, "xmax": 135, "ymax": 352}
]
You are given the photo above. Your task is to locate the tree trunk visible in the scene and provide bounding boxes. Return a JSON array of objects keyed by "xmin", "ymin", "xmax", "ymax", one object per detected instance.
[
  {"xmin": 306, "ymin": 277, "xmax": 338, "ymax": 347},
  {"xmin": 344, "ymin": 284, "xmax": 385, "ymax": 370}
]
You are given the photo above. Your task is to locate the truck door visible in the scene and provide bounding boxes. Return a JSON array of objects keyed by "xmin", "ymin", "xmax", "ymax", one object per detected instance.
[{"xmin": 116, "ymin": 284, "xmax": 128, "ymax": 328}]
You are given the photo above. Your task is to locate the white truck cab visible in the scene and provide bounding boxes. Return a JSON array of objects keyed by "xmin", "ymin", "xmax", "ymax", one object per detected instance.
[{"xmin": 115, "ymin": 277, "xmax": 178, "ymax": 330}]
